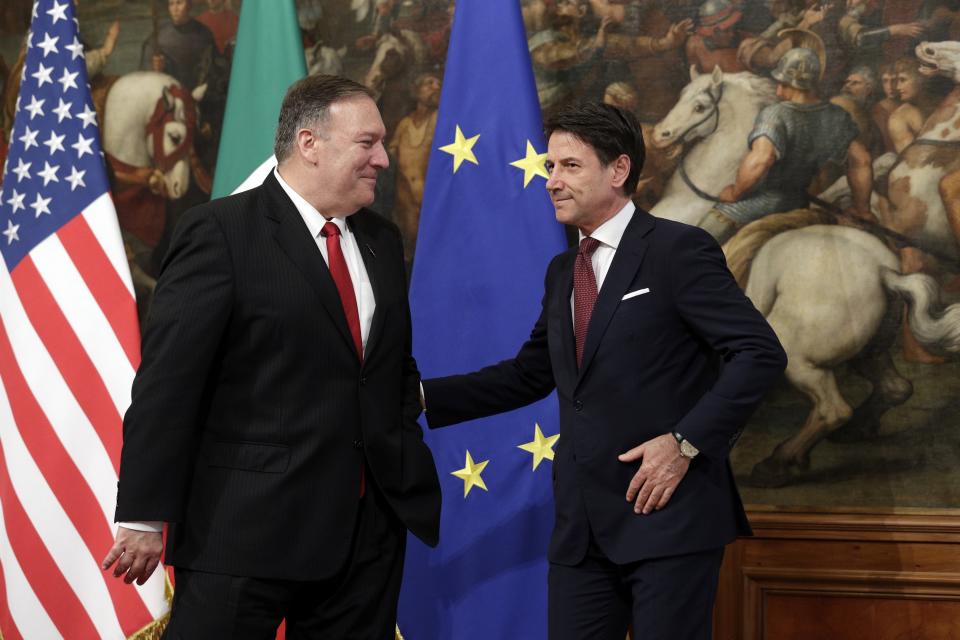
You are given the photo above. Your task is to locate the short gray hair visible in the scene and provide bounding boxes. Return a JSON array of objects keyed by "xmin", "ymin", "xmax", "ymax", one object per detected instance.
[
  {"xmin": 848, "ymin": 65, "xmax": 878, "ymax": 96},
  {"xmin": 274, "ymin": 74, "xmax": 375, "ymax": 162}
]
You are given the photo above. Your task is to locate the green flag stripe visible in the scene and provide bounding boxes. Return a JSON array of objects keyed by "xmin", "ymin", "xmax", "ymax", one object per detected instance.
[{"xmin": 211, "ymin": 0, "xmax": 306, "ymax": 198}]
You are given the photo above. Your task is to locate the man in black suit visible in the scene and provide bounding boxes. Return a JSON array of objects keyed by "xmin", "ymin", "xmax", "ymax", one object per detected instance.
[
  {"xmin": 102, "ymin": 75, "xmax": 441, "ymax": 638},
  {"xmin": 422, "ymin": 102, "xmax": 786, "ymax": 639}
]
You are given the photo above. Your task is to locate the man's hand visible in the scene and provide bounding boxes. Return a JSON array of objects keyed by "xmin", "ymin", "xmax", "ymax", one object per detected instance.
[
  {"xmin": 800, "ymin": 3, "xmax": 831, "ymax": 29},
  {"xmin": 618, "ymin": 433, "xmax": 691, "ymax": 515},
  {"xmin": 101, "ymin": 527, "xmax": 164, "ymax": 585},
  {"xmin": 889, "ymin": 22, "xmax": 925, "ymax": 39},
  {"xmin": 663, "ymin": 18, "xmax": 694, "ymax": 49}
]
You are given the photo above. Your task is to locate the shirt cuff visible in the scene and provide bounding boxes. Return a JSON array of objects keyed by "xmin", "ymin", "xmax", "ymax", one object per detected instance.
[
  {"xmin": 118, "ymin": 521, "xmax": 164, "ymax": 533},
  {"xmin": 419, "ymin": 381, "xmax": 427, "ymax": 412}
]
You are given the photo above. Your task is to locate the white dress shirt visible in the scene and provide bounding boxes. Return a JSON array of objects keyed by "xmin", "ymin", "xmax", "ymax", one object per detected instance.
[
  {"xmin": 274, "ymin": 168, "xmax": 376, "ymax": 350},
  {"xmin": 119, "ymin": 170, "xmax": 377, "ymax": 534},
  {"xmin": 570, "ymin": 200, "xmax": 636, "ymax": 324}
]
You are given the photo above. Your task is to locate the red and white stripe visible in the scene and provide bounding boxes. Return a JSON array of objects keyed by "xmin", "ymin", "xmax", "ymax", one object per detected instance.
[{"xmin": 0, "ymin": 193, "xmax": 168, "ymax": 638}]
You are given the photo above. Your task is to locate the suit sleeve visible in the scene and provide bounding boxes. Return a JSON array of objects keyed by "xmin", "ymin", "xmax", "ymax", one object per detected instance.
[
  {"xmin": 394, "ymin": 227, "xmax": 427, "ymax": 434},
  {"xmin": 422, "ymin": 259, "xmax": 559, "ymax": 428},
  {"xmin": 115, "ymin": 208, "xmax": 234, "ymax": 522},
  {"xmin": 670, "ymin": 226, "xmax": 787, "ymax": 459}
]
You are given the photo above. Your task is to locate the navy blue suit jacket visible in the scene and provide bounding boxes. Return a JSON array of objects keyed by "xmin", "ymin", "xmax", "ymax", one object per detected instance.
[{"xmin": 423, "ymin": 208, "xmax": 786, "ymax": 566}]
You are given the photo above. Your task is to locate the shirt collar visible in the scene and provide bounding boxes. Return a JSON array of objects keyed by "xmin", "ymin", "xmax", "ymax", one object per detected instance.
[
  {"xmin": 274, "ymin": 167, "xmax": 348, "ymax": 239},
  {"xmin": 579, "ymin": 200, "xmax": 636, "ymax": 250}
]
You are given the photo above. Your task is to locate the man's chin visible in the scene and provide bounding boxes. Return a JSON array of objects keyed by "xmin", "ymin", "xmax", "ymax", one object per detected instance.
[{"xmin": 553, "ymin": 205, "xmax": 575, "ymax": 225}]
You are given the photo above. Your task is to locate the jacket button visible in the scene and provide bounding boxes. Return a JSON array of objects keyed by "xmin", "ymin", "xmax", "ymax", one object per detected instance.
[
  {"xmin": 359, "ymin": 376, "xmax": 367, "ymax": 385},
  {"xmin": 574, "ymin": 400, "xmax": 583, "ymax": 411},
  {"xmin": 353, "ymin": 439, "xmax": 363, "ymax": 450}
]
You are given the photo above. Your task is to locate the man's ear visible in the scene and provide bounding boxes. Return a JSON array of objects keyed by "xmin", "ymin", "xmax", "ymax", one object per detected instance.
[
  {"xmin": 610, "ymin": 154, "xmax": 631, "ymax": 189},
  {"xmin": 296, "ymin": 128, "xmax": 320, "ymax": 164}
]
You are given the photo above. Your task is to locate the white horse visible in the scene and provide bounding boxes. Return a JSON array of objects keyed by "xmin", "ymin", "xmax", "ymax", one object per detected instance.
[
  {"xmin": 649, "ymin": 67, "xmax": 777, "ymax": 225},
  {"xmin": 649, "ymin": 63, "xmax": 960, "ymax": 487},
  {"xmin": 102, "ymin": 71, "xmax": 205, "ymax": 200},
  {"xmin": 744, "ymin": 225, "xmax": 960, "ymax": 486}
]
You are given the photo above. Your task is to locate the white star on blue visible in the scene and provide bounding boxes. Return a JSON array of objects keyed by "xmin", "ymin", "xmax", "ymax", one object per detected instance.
[{"xmin": 0, "ymin": 0, "xmax": 112, "ymax": 270}]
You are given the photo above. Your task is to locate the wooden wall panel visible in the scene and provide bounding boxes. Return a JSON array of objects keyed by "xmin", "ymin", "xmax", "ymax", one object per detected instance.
[{"xmin": 713, "ymin": 510, "xmax": 960, "ymax": 640}]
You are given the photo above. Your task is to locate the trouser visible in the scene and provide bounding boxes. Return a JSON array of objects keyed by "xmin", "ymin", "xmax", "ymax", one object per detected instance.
[
  {"xmin": 162, "ymin": 483, "xmax": 405, "ymax": 640},
  {"xmin": 548, "ymin": 533, "xmax": 724, "ymax": 640}
]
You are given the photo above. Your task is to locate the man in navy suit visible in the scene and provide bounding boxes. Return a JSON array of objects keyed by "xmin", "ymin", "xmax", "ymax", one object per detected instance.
[
  {"xmin": 102, "ymin": 75, "xmax": 440, "ymax": 638},
  {"xmin": 422, "ymin": 102, "xmax": 786, "ymax": 639}
]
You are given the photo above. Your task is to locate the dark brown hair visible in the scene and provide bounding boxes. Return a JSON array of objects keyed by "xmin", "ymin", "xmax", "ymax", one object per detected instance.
[{"xmin": 544, "ymin": 101, "xmax": 645, "ymax": 194}]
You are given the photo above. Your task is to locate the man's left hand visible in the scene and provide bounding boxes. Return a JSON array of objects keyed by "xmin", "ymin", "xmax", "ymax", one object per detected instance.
[
  {"xmin": 102, "ymin": 527, "xmax": 164, "ymax": 585},
  {"xmin": 618, "ymin": 433, "xmax": 691, "ymax": 515}
]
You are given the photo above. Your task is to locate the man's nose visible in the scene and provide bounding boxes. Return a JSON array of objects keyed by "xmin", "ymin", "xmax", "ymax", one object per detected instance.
[
  {"xmin": 372, "ymin": 142, "xmax": 389, "ymax": 169},
  {"xmin": 545, "ymin": 174, "xmax": 561, "ymax": 191}
]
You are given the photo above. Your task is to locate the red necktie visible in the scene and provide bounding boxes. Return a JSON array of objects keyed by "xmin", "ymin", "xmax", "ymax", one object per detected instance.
[
  {"xmin": 321, "ymin": 221, "xmax": 363, "ymax": 362},
  {"xmin": 574, "ymin": 237, "xmax": 601, "ymax": 368},
  {"xmin": 321, "ymin": 220, "xmax": 366, "ymax": 497}
]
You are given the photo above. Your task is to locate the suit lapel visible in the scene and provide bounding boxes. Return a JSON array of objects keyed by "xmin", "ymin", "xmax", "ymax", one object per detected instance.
[
  {"xmin": 576, "ymin": 209, "xmax": 655, "ymax": 386},
  {"xmin": 262, "ymin": 173, "xmax": 357, "ymax": 354},
  {"xmin": 347, "ymin": 211, "xmax": 388, "ymax": 362}
]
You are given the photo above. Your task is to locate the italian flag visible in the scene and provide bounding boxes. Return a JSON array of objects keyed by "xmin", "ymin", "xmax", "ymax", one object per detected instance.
[{"xmin": 211, "ymin": 0, "xmax": 306, "ymax": 198}]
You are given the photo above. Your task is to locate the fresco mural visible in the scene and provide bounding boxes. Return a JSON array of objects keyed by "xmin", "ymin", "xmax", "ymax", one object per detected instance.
[{"xmin": 3, "ymin": 0, "xmax": 960, "ymax": 511}]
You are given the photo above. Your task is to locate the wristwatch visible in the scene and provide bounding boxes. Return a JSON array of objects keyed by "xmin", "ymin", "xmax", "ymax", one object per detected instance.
[{"xmin": 672, "ymin": 432, "xmax": 699, "ymax": 459}]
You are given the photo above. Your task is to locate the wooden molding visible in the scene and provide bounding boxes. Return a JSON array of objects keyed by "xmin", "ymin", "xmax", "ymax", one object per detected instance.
[
  {"xmin": 713, "ymin": 509, "xmax": 960, "ymax": 639},
  {"xmin": 744, "ymin": 508, "xmax": 960, "ymax": 542}
]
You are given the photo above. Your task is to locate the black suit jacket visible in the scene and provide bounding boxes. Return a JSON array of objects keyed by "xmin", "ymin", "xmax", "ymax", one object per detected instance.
[
  {"xmin": 424, "ymin": 209, "xmax": 786, "ymax": 566},
  {"xmin": 115, "ymin": 173, "xmax": 441, "ymax": 580}
]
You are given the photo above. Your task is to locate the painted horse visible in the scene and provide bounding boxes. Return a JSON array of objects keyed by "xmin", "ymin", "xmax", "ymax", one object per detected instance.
[
  {"xmin": 649, "ymin": 60, "xmax": 960, "ymax": 487},
  {"xmin": 101, "ymin": 71, "xmax": 204, "ymax": 249},
  {"xmin": 648, "ymin": 66, "xmax": 777, "ymax": 226}
]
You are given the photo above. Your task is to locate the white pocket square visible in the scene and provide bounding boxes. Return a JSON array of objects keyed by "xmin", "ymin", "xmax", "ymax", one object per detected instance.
[{"xmin": 621, "ymin": 288, "xmax": 650, "ymax": 301}]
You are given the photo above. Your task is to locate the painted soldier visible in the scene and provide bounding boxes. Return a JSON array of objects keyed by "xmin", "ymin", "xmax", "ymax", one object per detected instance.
[
  {"xmin": 686, "ymin": 0, "xmax": 748, "ymax": 73},
  {"xmin": 141, "ymin": 0, "xmax": 218, "ymax": 91},
  {"xmin": 702, "ymin": 47, "xmax": 873, "ymax": 243}
]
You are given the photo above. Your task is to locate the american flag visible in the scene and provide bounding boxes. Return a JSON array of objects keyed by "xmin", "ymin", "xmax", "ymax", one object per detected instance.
[{"xmin": 0, "ymin": 1, "xmax": 168, "ymax": 637}]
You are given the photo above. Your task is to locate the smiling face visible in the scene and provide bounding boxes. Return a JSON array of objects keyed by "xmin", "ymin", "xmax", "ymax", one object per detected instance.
[
  {"xmin": 306, "ymin": 97, "xmax": 389, "ymax": 216},
  {"xmin": 544, "ymin": 131, "xmax": 628, "ymax": 235}
]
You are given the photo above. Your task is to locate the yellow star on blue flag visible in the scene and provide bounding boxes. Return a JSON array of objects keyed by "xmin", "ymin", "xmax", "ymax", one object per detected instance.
[
  {"xmin": 451, "ymin": 450, "xmax": 490, "ymax": 497},
  {"xmin": 439, "ymin": 125, "xmax": 480, "ymax": 173},
  {"xmin": 518, "ymin": 423, "xmax": 560, "ymax": 470},
  {"xmin": 509, "ymin": 140, "xmax": 549, "ymax": 187}
]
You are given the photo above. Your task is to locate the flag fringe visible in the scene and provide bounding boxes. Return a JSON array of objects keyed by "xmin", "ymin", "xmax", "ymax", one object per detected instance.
[{"xmin": 125, "ymin": 570, "xmax": 174, "ymax": 639}]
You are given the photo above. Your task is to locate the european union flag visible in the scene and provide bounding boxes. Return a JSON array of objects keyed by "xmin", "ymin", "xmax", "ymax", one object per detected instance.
[{"xmin": 397, "ymin": 0, "xmax": 567, "ymax": 638}]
